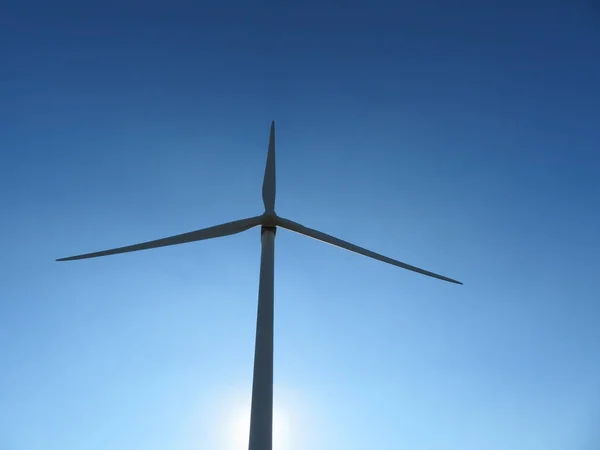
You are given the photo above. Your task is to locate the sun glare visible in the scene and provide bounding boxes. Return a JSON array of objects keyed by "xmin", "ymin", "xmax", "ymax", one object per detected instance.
[
  {"xmin": 212, "ymin": 384, "xmax": 308, "ymax": 450},
  {"xmin": 229, "ymin": 405, "xmax": 290, "ymax": 450}
]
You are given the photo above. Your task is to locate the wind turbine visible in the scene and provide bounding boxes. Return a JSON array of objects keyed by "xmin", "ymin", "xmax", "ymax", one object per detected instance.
[{"xmin": 57, "ymin": 121, "xmax": 462, "ymax": 450}]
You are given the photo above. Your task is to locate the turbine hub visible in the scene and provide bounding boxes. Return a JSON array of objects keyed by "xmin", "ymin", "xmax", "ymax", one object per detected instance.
[{"xmin": 261, "ymin": 212, "xmax": 277, "ymax": 228}]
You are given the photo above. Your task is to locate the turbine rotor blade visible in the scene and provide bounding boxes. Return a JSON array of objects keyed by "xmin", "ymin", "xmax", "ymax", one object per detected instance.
[
  {"xmin": 262, "ymin": 121, "xmax": 276, "ymax": 213},
  {"xmin": 56, "ymin": 215, "xmax": 263, "ymax": 262},
  {"xmin": 276, "ymin": 216, "xmax": 462, "ymax": 285}
]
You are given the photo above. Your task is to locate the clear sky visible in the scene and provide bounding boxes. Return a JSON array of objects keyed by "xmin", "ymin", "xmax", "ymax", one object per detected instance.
[{"xmin": 1, "ymin": 1, "xmax": 599, "ymax": 449}]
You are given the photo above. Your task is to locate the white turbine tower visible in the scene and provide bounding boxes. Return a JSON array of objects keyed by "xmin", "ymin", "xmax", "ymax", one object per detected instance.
[{"xmin": 57, "ymin": 121, "xmax": 462, "ymax": 450}]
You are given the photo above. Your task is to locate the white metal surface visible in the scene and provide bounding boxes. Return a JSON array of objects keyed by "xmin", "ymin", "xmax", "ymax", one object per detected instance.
[{"xmin": 56, "ymin": 121, "xmax": 462, "ymax": 450}]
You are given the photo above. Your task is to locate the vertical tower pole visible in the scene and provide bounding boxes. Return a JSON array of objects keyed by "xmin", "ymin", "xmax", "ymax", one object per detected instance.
[{"xmin": 248, "ymin": 226, "xmax": 276, "ymax": 450}]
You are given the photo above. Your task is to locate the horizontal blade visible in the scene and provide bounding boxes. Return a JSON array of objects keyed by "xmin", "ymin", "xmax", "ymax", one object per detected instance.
[
  {"xmin": 276, "ymin": 216, "xmax": 462, "ymax": 285},
  {"xmin": 56, "ymin": 215, "xmax": 263, "ymax": 262}
]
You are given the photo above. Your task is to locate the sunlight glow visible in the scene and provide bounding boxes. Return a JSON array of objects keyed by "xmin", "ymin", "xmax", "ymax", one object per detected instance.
[
  {"xmin": 229, "ymin": 404, "xmax": 290, "ymax": 450},
  {"xmin": 209, "ymin": 383, "xmax": 315, "ymax": 450}
]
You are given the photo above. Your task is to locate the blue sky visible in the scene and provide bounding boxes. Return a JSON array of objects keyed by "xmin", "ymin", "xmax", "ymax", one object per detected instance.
[{"xmin": 1, "ymin": 1, "xmax": 599, "ymax": 449}]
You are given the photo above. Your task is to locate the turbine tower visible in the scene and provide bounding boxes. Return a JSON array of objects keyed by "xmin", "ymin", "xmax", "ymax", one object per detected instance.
[{"xmin": 57, "ymin": 121, "xmax": 462, "ymax": 450}]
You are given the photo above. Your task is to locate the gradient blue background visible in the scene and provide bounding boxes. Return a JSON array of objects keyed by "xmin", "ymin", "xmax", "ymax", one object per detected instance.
[{"xmin": 1, "ymin": 1, "xmax": 599, "ymax": 449}]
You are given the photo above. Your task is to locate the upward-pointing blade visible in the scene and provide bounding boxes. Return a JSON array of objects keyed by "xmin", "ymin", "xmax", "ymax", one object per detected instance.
[
  {"xmin": 276, "ymin": 216, "xmax": 462, "ymax": 285},
  {"xmin": 56, "ymin": 215, "xmax": 263, "ymax": 262},
  {"xmin": 262, "ymin": 121, "xmax": 276, "ymax": 214}
]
